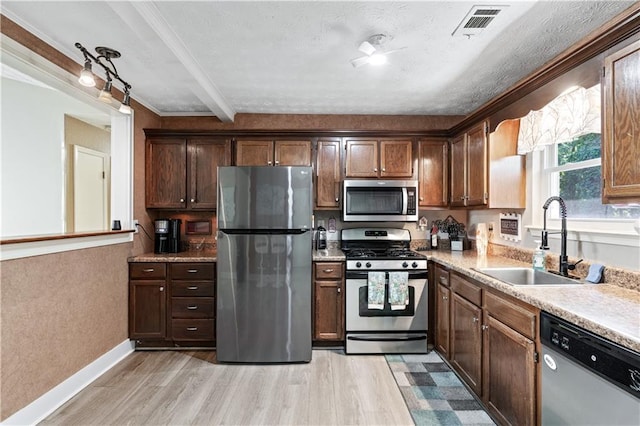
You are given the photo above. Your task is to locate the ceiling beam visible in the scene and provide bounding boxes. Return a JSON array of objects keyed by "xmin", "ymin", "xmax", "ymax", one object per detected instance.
[{"xmin": 115, "ymin": 1, "xmax": 235, "ymax": 122}]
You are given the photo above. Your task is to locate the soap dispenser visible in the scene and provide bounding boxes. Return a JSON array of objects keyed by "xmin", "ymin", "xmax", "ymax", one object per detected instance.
[{"xmin": 533, "ymin": 241, "xmax": 545, "ymax": 270}]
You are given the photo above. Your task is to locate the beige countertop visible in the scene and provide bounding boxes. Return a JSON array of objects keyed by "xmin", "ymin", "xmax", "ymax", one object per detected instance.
[
  {"xmin": 424, "ymin": 250, "xmax": 640, "ymax": 353},
  {"xmin": 128, "ymin": 247, "xmax": 639, "ymax": 352}
]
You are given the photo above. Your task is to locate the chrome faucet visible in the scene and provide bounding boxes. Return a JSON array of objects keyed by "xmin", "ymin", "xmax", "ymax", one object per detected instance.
[{"xmin": 541, "ymin": 196, "xmax": 570, "ymax": 276}]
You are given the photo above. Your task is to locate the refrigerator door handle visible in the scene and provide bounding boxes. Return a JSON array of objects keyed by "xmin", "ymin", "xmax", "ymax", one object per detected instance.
[{"xmin": 219, "ymin": 229, "xmax": 310, "ymax": 235}]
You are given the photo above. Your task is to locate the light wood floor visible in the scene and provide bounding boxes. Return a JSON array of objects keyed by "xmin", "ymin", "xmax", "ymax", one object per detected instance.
[{"xmin": 40, "ymin": 349, "xmax": 414, "ymax": 425}]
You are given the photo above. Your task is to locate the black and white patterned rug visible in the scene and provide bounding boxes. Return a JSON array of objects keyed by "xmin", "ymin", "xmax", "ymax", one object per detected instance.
[{"xmin": 385, "ymin": 352, "xmax": 496, "ymax": 425}]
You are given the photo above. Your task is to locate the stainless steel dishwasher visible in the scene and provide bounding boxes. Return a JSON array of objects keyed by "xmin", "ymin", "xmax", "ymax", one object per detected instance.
[{"xmin": 540, "ymin": 312, "xmax": 640, "ymax": 425}]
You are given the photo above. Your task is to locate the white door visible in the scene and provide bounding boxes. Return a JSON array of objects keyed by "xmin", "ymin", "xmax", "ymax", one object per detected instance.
[{"xmin": 74, "ymin": 145, "xmax": 109, "ymax": 232}]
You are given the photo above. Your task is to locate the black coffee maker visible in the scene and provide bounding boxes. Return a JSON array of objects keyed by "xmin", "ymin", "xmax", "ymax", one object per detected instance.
[
  {"xmin": 154, "ymin": 219, "xmax": 169, "ymax": 253},
  {"xmin": 168, "ymin": 218, "xmax": 182, "ymax": 253}
]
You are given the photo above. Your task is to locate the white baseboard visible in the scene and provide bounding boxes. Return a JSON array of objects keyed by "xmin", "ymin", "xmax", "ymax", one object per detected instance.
[{"xmin": 1, "ymin": 340, "xmax": 134, "ymax": 426}]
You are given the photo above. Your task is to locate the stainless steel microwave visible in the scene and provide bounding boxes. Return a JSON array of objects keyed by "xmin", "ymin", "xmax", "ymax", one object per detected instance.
[{"xmin": 343, "ymin": 179, "xmax": 418, "ymax": 222}]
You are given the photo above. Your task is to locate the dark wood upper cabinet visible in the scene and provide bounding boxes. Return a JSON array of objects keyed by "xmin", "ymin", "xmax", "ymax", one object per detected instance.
[
  {"xmin": 146, "ymin": 138, "xmax": 231, "ymax": 210},
  {"xmin": 450, "ymin": 134, "xmax": 466, "ymax": 207},
  {"xmin": 188, "ymin": 140, "xmax": 232, "ymax": 210},
  {"xmin": 235, "ymin": 139, "xmax": 311, "ymax": 166},
  {"xmin": 146, "ymin": 139, "xmax": 187, "ymax": 209},
  {"xmin": 345, "ymin": 138, "xmax": 412, "ymax": 178},
  {"xmin": 315, "ymin": 139, "xmax": 342, "ymax": 209},
  {"xmin": 466, "ymin": 122, "xmax": 488, "ymax": 206},
  {"xmin": 418, "ymin": 139, "xmax": 448, "ymax": 207},
  {"xmin": 602, "ymin": 39, "xmax": 640, "ymax": 204}
]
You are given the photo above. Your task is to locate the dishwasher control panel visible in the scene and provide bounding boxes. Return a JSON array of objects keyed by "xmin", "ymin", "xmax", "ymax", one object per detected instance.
[{"xmin": 541, "ymin": 312, "xmax": 640, "ymax": 399}]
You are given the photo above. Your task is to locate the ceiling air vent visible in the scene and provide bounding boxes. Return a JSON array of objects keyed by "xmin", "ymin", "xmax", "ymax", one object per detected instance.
[{"xmin": 452, "ymin": 5, "xmax": 507, "ymax": 37}]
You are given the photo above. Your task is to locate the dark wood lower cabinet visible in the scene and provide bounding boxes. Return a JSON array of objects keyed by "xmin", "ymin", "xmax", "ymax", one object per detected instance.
[
  {"xmin": 450, "ymin": 292, "xmax": 483, "ymax": 396},
  {"xmin": 129, "ymin": 261, "xmax": 216, "ymax": 348},
  {"xmin": 436, "ymin": 266, "xmax": 540, "ymax": 426},
  {"xmin": 313, "ymin": 262, "xmax": 345, "ymax": 342},
  {"xmin": 483, "ymin": 315, "xmax": 536, "ymax": 426}
]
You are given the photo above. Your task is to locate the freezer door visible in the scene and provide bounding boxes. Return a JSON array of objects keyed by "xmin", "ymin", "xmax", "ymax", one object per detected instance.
[
  {"xmin": 216, "ymin": 231, "xmax": 312, "ymax": 363},
  {"xmin": 218, "ymin": 166, "xmax": 312, "ymax": 230}
]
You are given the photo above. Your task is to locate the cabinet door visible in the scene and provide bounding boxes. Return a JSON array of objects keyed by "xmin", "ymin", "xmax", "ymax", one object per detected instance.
[
  {"xmin": 129, "ymin": 280, "xmax": 166, "ymax": 339},
  {"xmin": 603, "ymin": 39, "xmax": 640, "ymax": 203},
  {"xmin": 450, "ymin": 134, "xmax": 466, "ymax": 207},
  {"xmin": 146, "ymin": 139, "xmax": 186, "ymax": 209},
  {"xmin": 274, "ymin": 140, "xmax": 312, "ymax": 166},
  {"xmin": 380, "ymin": 140, "xmax": 413, "ymax": 177},
  {"xmin": 419, "ymin": 139, "xmax": 448, "ymax": 207},
  {"xmin": 316, "ymin": 139, "xmax": 342, "ymax": 209},
  {"xmin": 450, "ymin": 292, "xmax": 482, "ymax": 395},
  {"xmin": 314, "ymin": 262, "xmax": 344, "ymax": 341},
  {"xmin": 466, "ymin": 122, "xmax": 488, "ymax": 206},
  {"xmin": 314, "ymin": 280, "xmax": 344, "ymax": 340},
  {"xmin": 483, "ymin": 315, "xmax": 536, "ymax": 426},
  {"xmin": 345, "ymin": 139, "xmax": 378, "ymax": 177},
  {"xmin": 435, "ymin": 282, "xmax": 451, "ymax": 358},
  {"xmin": 236, "ymin": 140, "xmax": 274, "ymax": 166},
  {"xmin": 188, "ymin": 139, "xmax": 231, "ymax": 209}
]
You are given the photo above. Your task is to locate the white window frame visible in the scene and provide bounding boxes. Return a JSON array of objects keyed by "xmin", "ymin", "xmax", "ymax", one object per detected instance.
[{"xmin": 527, "ymin": 144, "xmax": 640, "ymax": 247}]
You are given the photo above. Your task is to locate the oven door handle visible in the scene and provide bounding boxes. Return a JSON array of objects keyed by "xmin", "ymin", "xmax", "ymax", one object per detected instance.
[
  {"xmin": 346, "ymin": 271, "xmax": 428, "ymax": 280},
  {"xmin": 347, "ymin": 335, "xmax": 427, "ymax": 342}
]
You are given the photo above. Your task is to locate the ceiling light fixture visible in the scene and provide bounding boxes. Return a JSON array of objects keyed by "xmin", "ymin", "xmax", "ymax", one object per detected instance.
[{"xmin": 75, "ymin": 42, "xmax": 132, "ymax": 114}]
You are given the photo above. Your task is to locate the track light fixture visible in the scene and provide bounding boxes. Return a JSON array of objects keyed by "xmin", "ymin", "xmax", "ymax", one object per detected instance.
[{"xmin": 75, "ymin": 42, "xmax": 132, "ymax": 114}]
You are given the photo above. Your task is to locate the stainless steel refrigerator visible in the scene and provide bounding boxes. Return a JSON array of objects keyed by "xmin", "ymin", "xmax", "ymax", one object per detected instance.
[{"xmin": 216, "ymin": 166, "xmax": 313, "ymax": 363}]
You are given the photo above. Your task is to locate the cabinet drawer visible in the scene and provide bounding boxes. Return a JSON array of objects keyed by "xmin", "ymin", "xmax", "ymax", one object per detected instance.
[
  {"xmin": 171, "ymin": 319, "xmax": 215, "ymax": 341},
  {"xmin": 435, "ymin": 264, "xmax": 450, "ymax": 287},
  {"xmin": 172, "ymin": 281, "xmax": 215, "ymax": 297},
  {"xmin": 485, "ymin": 291, "xmax": 537, "ymax": 339},
  {"xmin": 171, "ymin": 297, "xmax": 215, "ymax": 318},
  {"xmin": 171, "ymin": 263, "xmax": 214, "ymax": 280},
  {"xmin": 315, "ymin": 262, "xmax": 343, "ymax": 279},
  {"xmin": 130, "ymin": 263, "xmax": 166, "ymax": 279},
  {"xmin": 451, "ymin": 272, "xmax": 482, "ymax": 306}
]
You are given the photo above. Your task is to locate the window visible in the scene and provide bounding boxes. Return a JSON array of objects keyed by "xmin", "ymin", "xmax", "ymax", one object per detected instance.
[{"xmin": 543, "ymin": 133, "xmax": 639, "ymax": 220}]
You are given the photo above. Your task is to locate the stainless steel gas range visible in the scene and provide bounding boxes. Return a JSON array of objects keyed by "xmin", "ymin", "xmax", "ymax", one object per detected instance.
[{"xmin": 341, "ymin": 228, "xmax": 428, "ymax": 354}]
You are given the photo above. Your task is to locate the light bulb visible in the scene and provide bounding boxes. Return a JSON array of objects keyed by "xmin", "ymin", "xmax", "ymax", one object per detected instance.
[
  {"xmin": 78, "ymin": 61, "xmax": 96, "ymax": 87},
  {"xmin": 98, "ymin": 80, "xmax": 113, "ymax": 103},
  {"xmin": 368, "ymin": 53, "xmax": 387, "ymax": 66}
]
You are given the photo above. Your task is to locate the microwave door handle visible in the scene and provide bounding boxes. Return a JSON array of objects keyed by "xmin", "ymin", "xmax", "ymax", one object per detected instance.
[{"xmin": 402, "ymin": 187, "xmax": 408, "ymax": 215}]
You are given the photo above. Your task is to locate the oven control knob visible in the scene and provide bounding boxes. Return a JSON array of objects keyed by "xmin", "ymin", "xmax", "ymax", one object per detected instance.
[
  {"xmin": 356, "ymin": 262, "xmax": 362, "ymax": 268},
  {"xmin": 402, "ymin": 262, "xmax": 408, "ymax": 268},
  {"xmin": 412, "ymin": 262, "xmax": 418, "ymax": 268},
  {"xmin": 365, "ymin": 262, "xmax": 372, "ymax": 268}
]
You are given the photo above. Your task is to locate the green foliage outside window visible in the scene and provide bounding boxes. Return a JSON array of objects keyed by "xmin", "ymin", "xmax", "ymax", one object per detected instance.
[{"xmin": 556, "ymin": 133, "xmax": 639, "ymax": 219}]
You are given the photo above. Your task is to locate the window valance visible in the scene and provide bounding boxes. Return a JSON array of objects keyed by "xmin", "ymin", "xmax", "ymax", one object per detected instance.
[{"xmin": 517, "ymin": 85, "xmax": 601, "ymax": 154}]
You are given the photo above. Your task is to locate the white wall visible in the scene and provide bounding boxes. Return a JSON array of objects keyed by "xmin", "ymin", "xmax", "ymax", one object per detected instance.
[{"xmin": 0, "ymin": 77, "xmax": 110, "ymax": 238}]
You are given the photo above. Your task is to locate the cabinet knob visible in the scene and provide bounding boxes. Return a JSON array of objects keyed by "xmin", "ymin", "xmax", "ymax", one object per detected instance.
[
  {"xmin": 337, "ymin": 287, "xmax": 341, "ymax": 293},
  {"xmin": 275, "ymin": 160, "xmax": 280, "ymax": 165},
  {"xmin": 186, "ymin": 327, "xmax": 198, "ymax": 331},
  {"xmin": 190, "ymin": 198, "xmax": 195, "ymax": 202},
  {"xmin": 187, "ymin": 269, "xmax": 198, "ymax": 273},
  {"xmin": 187, "ymin": 306, "xmax": 198, "ymax": 310},
  {"xmin": 374, "ymin": 168, "xmax": 378, "ymax": 172},
  {"xmin": 180, "ymin": 198, "xmax": 185, "ymax": 203},
  {"xmin": 187, "ymin": 286, "xmax": 198, "ymax": 290},
  {"xmin": 268, "ymin": 161, "xmax": 272, "ymax": 165},
  {"xmin": 142, "ymin": 268, "xmax": 155, "ymax": 273},
  {"xmin": 419, "ymin": 197, "xmax": 424, "ymax": 201},
  {"xmin": 382, "ymin": 168, "xmax": 386, "ymax": 172},
  {"xmin": 323, "ymin": 269, "xmax": 334, "ymax": 273},
  {"xmin": 442, "ymin": 296, "xmax": 448, "ymax": 300},
  {"xmin": 482, "ymin": 325, "xmax": 489, "ymax": 331},
  {"xmin": 472, "ymin": 317, "xmax": 479, "ymax": 323},
  {"xmin": 159, "ymin": 286, "xmax": 164, "ymax": 291}
]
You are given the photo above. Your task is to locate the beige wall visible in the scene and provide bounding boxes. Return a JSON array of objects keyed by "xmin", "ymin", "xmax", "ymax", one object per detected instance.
[{"xmin": 64, "ymin": 115, "xmax": 111, "ymax": 232}]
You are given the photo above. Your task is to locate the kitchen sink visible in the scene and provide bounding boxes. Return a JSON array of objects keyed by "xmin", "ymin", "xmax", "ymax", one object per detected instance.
[{"xmin": 473, "ymin": 267, "xmax": 583, "ymax": 286}]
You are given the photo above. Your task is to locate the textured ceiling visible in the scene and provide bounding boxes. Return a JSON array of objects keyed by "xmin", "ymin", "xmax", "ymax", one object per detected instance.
[{"xmin": 1, "ymin": 1, "xmax": 634, "ymax": 121}]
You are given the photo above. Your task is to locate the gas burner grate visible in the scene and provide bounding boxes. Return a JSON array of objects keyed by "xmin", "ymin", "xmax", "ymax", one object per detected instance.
[{"xmin": 345, "ymin": 249, "xmax": 378, "ymax": 258}]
